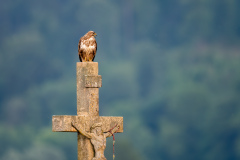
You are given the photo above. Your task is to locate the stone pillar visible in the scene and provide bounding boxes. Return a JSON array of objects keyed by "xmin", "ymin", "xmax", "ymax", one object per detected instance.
[
  {"xmin": 76, "ymin": 62, "xmax": 102, "ymax": 160},
  {"xmin": 76, "ymin": 62, "xmax": 101, "ymax": 116}
]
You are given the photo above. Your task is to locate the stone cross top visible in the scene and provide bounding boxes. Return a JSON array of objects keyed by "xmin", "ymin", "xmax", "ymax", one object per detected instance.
[{"xmin": 52, "ymin": 62, "xmax": 123, "ymax": 160}]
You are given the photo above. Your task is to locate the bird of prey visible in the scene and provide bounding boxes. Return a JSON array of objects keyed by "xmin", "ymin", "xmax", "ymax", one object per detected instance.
[{"xmin": 78, "ymin": 31, "xmax": 97, "ymax": 62}]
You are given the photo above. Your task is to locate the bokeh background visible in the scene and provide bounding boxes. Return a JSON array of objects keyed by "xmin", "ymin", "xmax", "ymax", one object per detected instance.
[{"xmin": 1, "ymin": 0, "xmax": 240, "ymax": 159}]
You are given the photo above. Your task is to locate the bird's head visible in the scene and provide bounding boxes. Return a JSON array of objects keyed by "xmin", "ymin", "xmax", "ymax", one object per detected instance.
[{"xmin": 88, "ymin": 31, "xmax": 97, "ymax": 38}]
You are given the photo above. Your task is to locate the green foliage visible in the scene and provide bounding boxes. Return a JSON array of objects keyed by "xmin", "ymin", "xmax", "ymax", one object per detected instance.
[
  {"xmin": 1, "ymin": 0, "xmax": 240, "ymax": 160},
  {"xmin": 1, "ymin": 144, "xmax": 67, "ymax": 160}
]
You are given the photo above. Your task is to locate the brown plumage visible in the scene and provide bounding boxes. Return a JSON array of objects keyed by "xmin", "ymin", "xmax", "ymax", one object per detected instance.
[{"xmin": 78, "ymin": 31, "xmax": 97, "ymax": 62}]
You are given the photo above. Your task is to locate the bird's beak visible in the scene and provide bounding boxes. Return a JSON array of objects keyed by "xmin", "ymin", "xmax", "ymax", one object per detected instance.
[{"xmin": 94, "ymin": 33, "xmax": 97, "ymax": 37}]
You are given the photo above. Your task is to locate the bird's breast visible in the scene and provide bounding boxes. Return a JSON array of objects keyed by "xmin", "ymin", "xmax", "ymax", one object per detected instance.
[{"xmin": 81, "ymin": 40, "xmax": 96, "ymax": 53}]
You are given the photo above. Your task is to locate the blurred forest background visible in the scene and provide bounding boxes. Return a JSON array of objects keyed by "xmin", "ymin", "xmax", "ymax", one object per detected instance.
[{"xmin": 1, "ymin": 0, "xmax": 240, "ymax": 159}]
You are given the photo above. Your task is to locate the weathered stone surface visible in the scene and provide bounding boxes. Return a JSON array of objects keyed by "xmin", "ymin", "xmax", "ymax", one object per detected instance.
[
  {"xmin": 52, "ymin": 115, "xmax": 123, "ymax": 132},
  {"xmin": 52, "ymin": 62, "xmax": 124, "ymax": 160},
  {"xmin": 77, "ymin": 62, "xmax": 100, "ymax": 116},
  {"xmin": 78, "ymin": 133, "xmax": 94, "ymax": 160},
  {"xmin": 85, "ymin": 75, "xmax": 102, "ymax": 88}
]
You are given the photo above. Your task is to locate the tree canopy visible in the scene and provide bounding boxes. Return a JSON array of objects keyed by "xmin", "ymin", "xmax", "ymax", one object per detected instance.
[{"xmin": 1, "ymin": 0, "xmax": 240, "ymax": 159}]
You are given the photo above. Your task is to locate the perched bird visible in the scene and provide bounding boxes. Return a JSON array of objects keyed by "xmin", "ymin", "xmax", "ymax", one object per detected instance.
[{"xmin": 78, "ymin": 31, "xmax": 97, "ymax": 62}]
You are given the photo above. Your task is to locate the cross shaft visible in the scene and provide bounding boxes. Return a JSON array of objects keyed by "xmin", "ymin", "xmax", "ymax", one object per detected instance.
[{"xmin": 52, "ymin": 62, "xmax": 123, "ymax": 160}]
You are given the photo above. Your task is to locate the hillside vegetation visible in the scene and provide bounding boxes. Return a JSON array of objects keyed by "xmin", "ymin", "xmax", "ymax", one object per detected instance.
[{"xmin": 1, "ymin": 0, "xmax": 240, "ymax": 159}]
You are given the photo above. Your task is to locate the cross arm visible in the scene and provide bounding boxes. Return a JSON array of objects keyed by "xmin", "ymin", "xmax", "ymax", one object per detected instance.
[
  {"xmin": 52, "ymin": 115, "xmax": 77, "ymax": 132},
  {"xmin": 98, "ymin": 116, "xmax": 123, "ymax": 133},
  {"xmin": 105, "ymin": 124, "xmax": 120, "ymax": 138},
  {"xmin": 52, "ymin": 115, "xmax": 123, "ymax": 133}
]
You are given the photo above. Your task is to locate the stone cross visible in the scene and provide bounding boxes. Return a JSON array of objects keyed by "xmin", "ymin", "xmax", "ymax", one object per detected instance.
[{"xmin": 52, "ymin": 62, "xmax": 123, "ymax": 160}]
